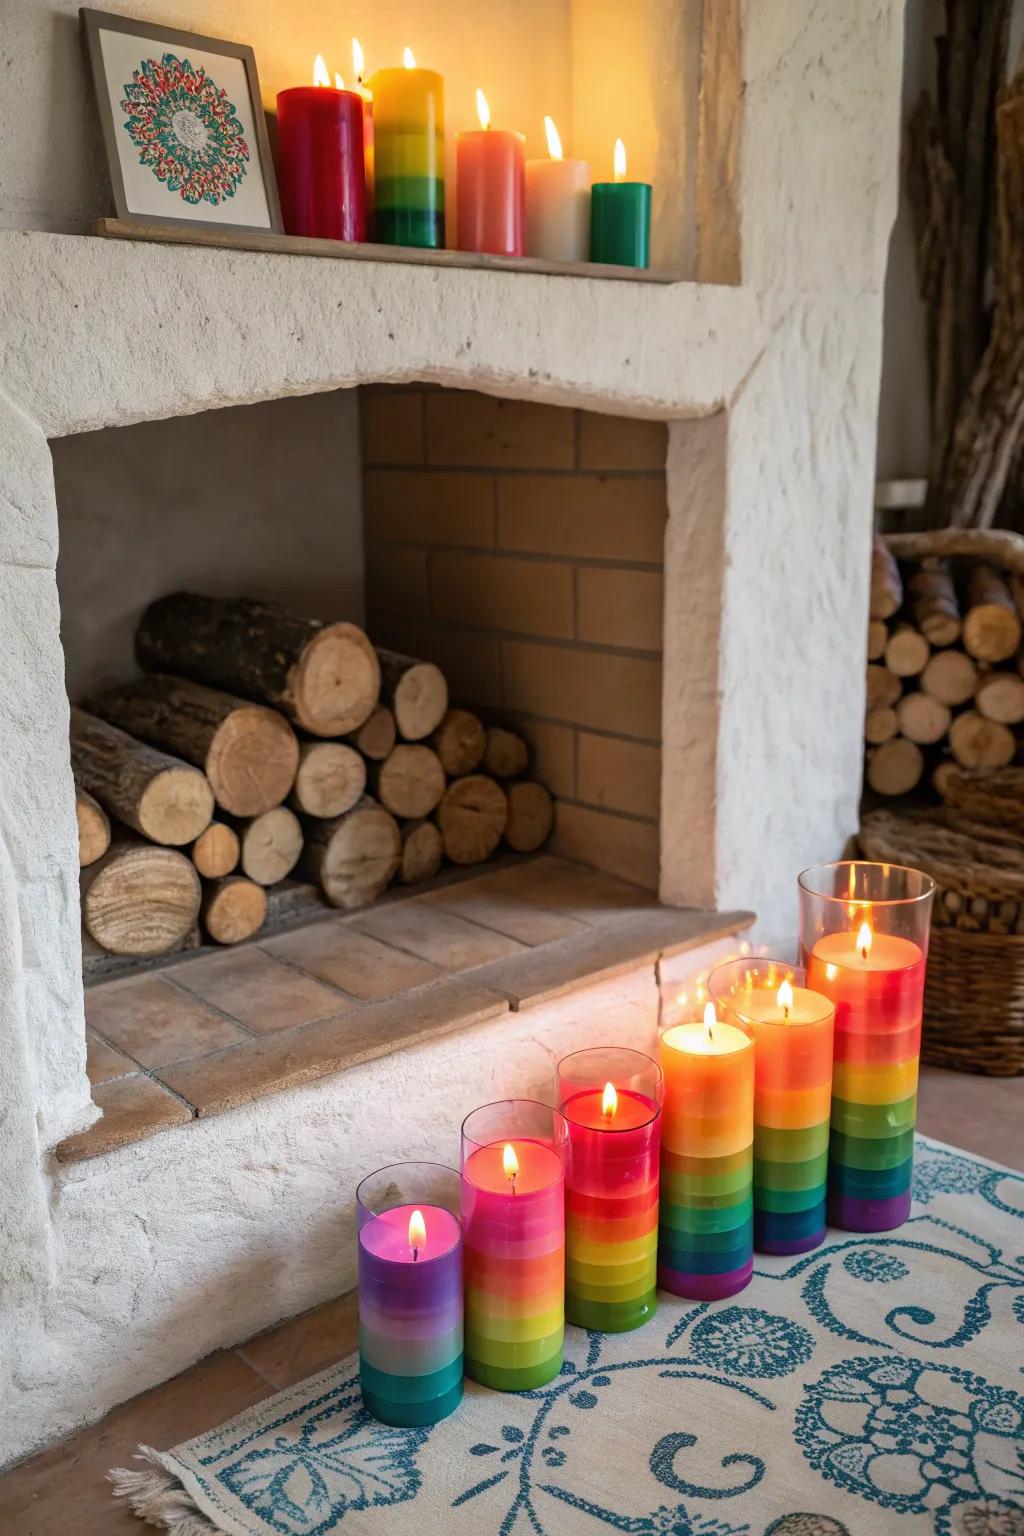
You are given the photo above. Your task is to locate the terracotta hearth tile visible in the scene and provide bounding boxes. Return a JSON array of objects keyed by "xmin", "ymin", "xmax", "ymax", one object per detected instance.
[
  {"xmin": 577, "ymin": 567, "xmax": 664, "ymax": 652},
  {"xmin": 174, "ymin": 947, "xmax": 347, "ymax": 1033},
  {"xmin": 156, "ymin": 979, "xmax": 508, "ymax": 1117},
  {"xmin": 240, "ymin": 1293, "xmax": 358, "ymax": 1389},
  {"xmin": 56, "ymin": 1076, "xmax": 192, "ymax": 1163},
  {"xmin": 578, "ymin": 412, "xmax": 668, "ymax": 471},
  {"xmin": 429, "ymin": 550, "xmax": 574, "ymax": 639},
  {"xmin": 472, "ymin": 907, "xmax": 754, "ymax": 1010},
  {"xmin": 479, "ymin": 856, "xmax": 660, "ymax": 925},
  {"xmin": 422, "ymin": 879, "xmax": 588, "ymax": 947},
  {"xmin": 85, "ymin": 974, "xmax": 248, "ymax": 1068},
  {"xmin": 264, "ymin": 921, "xmax": 442, "ymax": 999},
  {"xmin": 364, "ymin": 469, "xmax": 494, "ymax": 547},
  {"xmin": 352, "ymin": 902, "xmax": 525, "ymax": 971},
  {"xmin": 84, "ymin": 1029, "xmax": 136, "ymax": 1085},
  {"xmin": 501, "ymin": 640, "xmax": 661, "ymax": 739},
  {"xmin": 553, "ymin": 803, "xmax": 660, "ymax": 890},
  {"xmin": 359, "ymin": 390, "xmax": 424, "ymax": 465},
  {"xmin": 497, "ymin": 474, "xmax": 666, "ymax": 563},
  {"xmin": 425, "ymin": 391, "xmax": 574, "ymax": 468}
]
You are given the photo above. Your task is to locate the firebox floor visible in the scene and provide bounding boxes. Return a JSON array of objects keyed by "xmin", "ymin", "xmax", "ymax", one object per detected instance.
[{"xmin": 60, "ymin": 856, "xmax": 753, "ymax": 1166}]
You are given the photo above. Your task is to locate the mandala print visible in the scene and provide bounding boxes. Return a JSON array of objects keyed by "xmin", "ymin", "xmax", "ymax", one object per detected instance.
[
  {"xmin": 120, "ymin": 53, "xmax": 250, "ymax": 205},
  {"xmin": 763, "ymin": 1519, "xmax": 851, "ymax": 1536},
  {"xmin": 934, "ymin": 1494, "xmax": 1024, "ymax": 1536},
  {"xmin": 841, "ymin": 1248, "xmax": 909, "ymax": 1284},
  {"xmin": 689, "ymin": 1307, "xmax": 815, "ymax": 1379}
]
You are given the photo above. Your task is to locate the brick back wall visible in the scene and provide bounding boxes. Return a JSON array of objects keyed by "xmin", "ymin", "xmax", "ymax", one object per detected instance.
[{"xmin": 360, "ymin": 386, "xmax": 667, "ymax": 890}]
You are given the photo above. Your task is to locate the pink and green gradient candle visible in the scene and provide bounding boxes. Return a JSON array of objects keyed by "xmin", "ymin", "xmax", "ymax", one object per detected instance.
[
  {"xmin": 557, "ymin": 1048, "xmax": 662, "ymax": 1333},
  {"xmin": 710, "ymin": 959, "xmax": 834, "ymax": 1255},
  {"xmin": 799, "ymin": 861, "xmax": 935, "ymax": 1233},
  {"xmin": 461, "ymin": 1101, "xmax": 568, "ymax": 1391},
  {"xmin": 658, "ymin": 1004, "xmax": 755, "ymax": 1300}
]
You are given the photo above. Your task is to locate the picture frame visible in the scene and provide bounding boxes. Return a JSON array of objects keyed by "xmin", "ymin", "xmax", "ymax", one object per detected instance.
[{"xmin": 80, "ymin": 8, "xmax": 282, "ymax": 235}]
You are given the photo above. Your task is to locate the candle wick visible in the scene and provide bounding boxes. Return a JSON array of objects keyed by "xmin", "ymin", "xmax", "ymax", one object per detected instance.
[
  {"xmin": 412, "ymin": 1246, "xmax": 419, "ymax": 1262},
  {"xmin": 510, "ymin": 1173, "xmax": 517, "ymax": 1196}
]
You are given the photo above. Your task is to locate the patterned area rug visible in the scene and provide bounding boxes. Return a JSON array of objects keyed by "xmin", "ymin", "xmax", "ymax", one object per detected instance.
[{"xmin": 112, "ymin": 1137, "xmax": 1024, "ymax": 1536}]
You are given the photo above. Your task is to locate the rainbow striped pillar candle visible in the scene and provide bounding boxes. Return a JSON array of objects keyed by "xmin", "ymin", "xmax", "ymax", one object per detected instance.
[
  {"xmin": 710, "ymin": 959, "xmax": 835, "ymax": 1255},
  {"xmin": 556, "ymin": 1048, "xmax": 662, "ymax": 1333},
  {"xmin": 356, "ymin": 1163, "xmax": 463, "ymax": 1427},
  {"xmin": 658, "ymin": 1004, "xmax": 754, "ymax": 1300},
  {"xmin": 799, "ymin": 861, "xmax": 935, "ymax": 1232},
  {"xmin": 367, "ymin": 56, "xmax": 444, "ymax": 248},
  {"xmin": 461, "ymin": 1101, "xmax": 568, "ymax": 1391}
]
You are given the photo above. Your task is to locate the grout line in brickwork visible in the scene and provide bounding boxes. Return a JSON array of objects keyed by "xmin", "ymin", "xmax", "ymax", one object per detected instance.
[
  {"xmin": 558, "ymin": 795, "xmax": 659, "ymax": 829},
  {"xmin": 363, "ymin": 463, "xmax": 666, "ymax": 480},
  {"xmin": 420, "ymin": 392, "xmax": 429, "ymax": 464},
  {"xmin": 498, "ymin": 712, "xmax": 661, "ymax": 750},
  {"xmin": 364, "ymin": 539, "xmax": 664, "ymax": 574},
  {"xmin": 573, "ymin": 410, "xmax": 582, "ymax": 470}
]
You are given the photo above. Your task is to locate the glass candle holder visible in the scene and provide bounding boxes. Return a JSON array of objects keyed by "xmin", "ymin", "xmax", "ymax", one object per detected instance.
[
  {"xmin": 556, "ymin": 1047, "xmax": 662, "ymax": 1333},
  {"xmin": 798, "ymin": 861, "xmax": 935, "ymax": 1233},
  {"xmin": 709, "ymin": 959, "xmax": 834, "ymax": 1256},
  {"xmin": 461, "ymin": 1100, "xmax": 569, "ymax": 1390},
  {"xmin": 658, "ymin": 1006, "xmax": 755, "ymax": 1300},
  {"xmin": 356, "ymin": 1162, "xmax": 463, "ymax": 1426}
]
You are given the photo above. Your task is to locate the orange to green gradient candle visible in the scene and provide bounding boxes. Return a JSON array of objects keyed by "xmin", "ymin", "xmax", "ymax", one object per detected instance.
[{"xmin": 369, "ymin": 49, "xmax": 444, "ymax": 248}]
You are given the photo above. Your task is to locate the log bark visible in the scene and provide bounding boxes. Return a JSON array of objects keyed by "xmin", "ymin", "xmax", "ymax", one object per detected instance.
[
  {"xmin": 870, "ymin": 536, "xmax": 903, "ymax": 619},
  {"xmin": 504, "ymin": 782, "xmax": 554, "ymax": 853},
  {"xmin": 485, "ymin": 727, "xmax": 530, "ymax": 779},
  {"xmin": 864, "ymin": 705, "xmax": 898, "ymax": 745},
  {"xmin": 896, "ymin": 691, "xmax": 952, "ymax": 745},
  {"xmin": 438, "ymin": 775, "xmax": 508, "ymax": 864},
  {"xmin": 136, "ymin": 592, "xmax": 380, "ymax": 737},
  {"xmin": 908, "ymin": 560, "xmax": 962, "ymax": 646},
  {"xmin": 866, "ymin": 738, "xmax": 925, "ymax": 797},
  {"xmin": 201, "ymin": 876, "xmax": 267, "ymax": 945},
  {"xmin": 975, "ymin": 668, "xmax": 1024, "ymax": 723},
  {"xmin": 232, "ymin": 807, "xmax": 304, "ymax": 885},
  {"xmin": 962, "ymin": 563, "xmax": 1023, "ymax": 660},
  {"xmin": 367, "ymin": 745, "xmax": 446, "ymax": 819},
  {"xmin": 921, "ymin": 648, "xmax": 979, "ymax": 706},
  {"xmin": 81, "ymin": 836, "xmax": 201, "ymax": 956},
  {"xmin": 191, "ymin": 822, "xmax": 240, "ymax": 879},
  {"xmin": 866, "ymin": 665, "xmax": 902, "ymax": 709},
  {"xmin": 289, "ymin": 741, "xmax": 366, "ymax": 818},
  {"xmin": 344, "ymin": 704, "xmax": 396, "ymax": 761},
  {"xmin": 301, "ymin": 795, "xmax": 401, "ymax": 909},
  {"xmin": 885, "ymin": 625, "xmax": 931, "ymax": 678},
  {"xmin": 87, "ymin": 673, "xmax": 299, "ymax": 816},
  {"xmin": 866, "ymin": 620, "xmax": 888, "ymax": 662},
  {"xmin": 886, "ymin": 526, "xmax": 1024, "ymax": 573},
  {"xmin": 399, "ymin": 818, "xmax": 444, "ymax": 884},
  {"xmin": 431, "ymin": 709, "xmax": 485, "ymax": 776},
  {"xmin": 948, "ymin": 709, "xmax": 1016, "ymax": 767},
  {"xmin": 932, "ymin": 759, "xmax": 959, "ymax": 799},
  {"xmin": 376, "ymin": 648, "xmax": 448, "ymax": 740},
  {"xmin": 69, "ymin": 707, "xmax": 213, "ymax": 846},
  {"xmin": 75, "ymin": 786, "xmax": 111, "ymax": 868}
]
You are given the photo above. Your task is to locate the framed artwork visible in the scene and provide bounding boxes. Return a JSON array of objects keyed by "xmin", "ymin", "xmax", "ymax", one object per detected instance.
[{"xmin": 80, "ymin": 9, "xmax": 282, "ymax": 233}]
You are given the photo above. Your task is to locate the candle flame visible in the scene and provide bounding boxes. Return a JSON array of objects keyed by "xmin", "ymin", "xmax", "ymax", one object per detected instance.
[
  {"xmin": 613, "ymin": 137, "xmax": 627, "ymax": 180},
  {"xmin": 352, "ymin": 37, "xmax": 365, "ymax": 80},
  {"xmin": 334, "ymin": 72, "xmax": 345, "ymax": 90},
  {"xmin": 502, "ymin": 1142, "xmax": 519, "ymax": 1185},
  {"xmin": 544, "ymin": 114, "xmax": 563, "ymax": 160},
  {"xmin": 476, "ymin": 88, "xmax": 491, "ymax": 131},
  {"xmin": 777, "ymin": 978, "xmax": 794, "ymax": 1019},
  {"xmin": 703, "ymin": 1000, "xmax": 717, "ymax": 1041},
  {"xmin": 312, "ymin": 54, "xmax": 331, "ymax": 87},
  {"xmin": 857, "ymin": 921, "xmax": 873, "ymax": 960},
  {"xmin": 403, "ymin": 46, "xmax": 416, "ymax": 69},
  {"xmin": 408, "ymin": 1207, "xmax": 426, "ymax": 1258},
  {"xmin": 601, "ymin": 1081, "xmax": 618, "ymax": 1120}
]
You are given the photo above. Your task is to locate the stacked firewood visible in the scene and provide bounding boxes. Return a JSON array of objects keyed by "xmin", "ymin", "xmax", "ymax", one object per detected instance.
[
  {"xmin": 73, "ymin": 593, "xmax": 553, "ymax": 958},
  {"xmin": 864, "ymin": 532, "xmax": 1024, "ymax": 797}
]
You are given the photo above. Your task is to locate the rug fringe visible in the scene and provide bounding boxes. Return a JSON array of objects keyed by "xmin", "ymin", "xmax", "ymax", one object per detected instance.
[{"xmin": 109, "ymin": 1447, "xmax": 223, "ymax": 1534}]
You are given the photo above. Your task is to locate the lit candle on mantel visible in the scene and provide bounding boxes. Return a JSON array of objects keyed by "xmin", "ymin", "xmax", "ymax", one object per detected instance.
[
  {"xmin": 369, "ymin": 47, "xmax": 445, "ymax": 248},
  {"xmin": 456, "ymin": 88, "xmax": 525, "ymax": 256},
  {"xmin": 275, "ymin": 55, "xmax": 367, "ymax": 241},
  {"xmin": 351, "ymin": 38, "xmax": 375, "ymax": 236},
  {"xmin": 589, "ymin": 137, "xmax": 652, "ymax": 269},
  {"xmin": 524, "ymin": 115, "xmax": 590, "ymax": 263}
]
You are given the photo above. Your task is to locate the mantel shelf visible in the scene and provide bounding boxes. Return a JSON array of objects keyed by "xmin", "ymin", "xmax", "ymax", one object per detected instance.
[{"xmin": 95, "ymin": 217, "xmax": 683, "ymax": 284}]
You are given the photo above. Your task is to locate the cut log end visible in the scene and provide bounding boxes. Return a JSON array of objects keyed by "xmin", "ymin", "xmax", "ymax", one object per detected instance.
[
  {"xmin": 377, "ymin": 650, "xmax": 449, "ymax": 740},
  {"xmin": 291, "ymin": 741, "xmax": 367, "ymax": 819},
  {"xmin": 206, "ymin": 704, "xmax": 300, "ymax": 816},
  {"xmin": 866, "ymin": 664, "xmax": 902, "ymax": 709},
  {"xmin": 201, "ymin": 876, "xmax": 267, "ymax": 945},
  {"xmin": 864, "ymin": 705, "xmax": 898, "ymax": 745},
  {"xmin": 137, "ymin": 768, "xmax": 215, "ymax": 847},
  {"xmin": 236, "ymin": 807, "xmax": 304, "ymax": 885},
  {"xmin": 870, "ymin": 537, "xmax": 903, "ymax": 620},
  {"xmin": 370, "ymin": 745, "xmax": 446, "ymax": 819},
  {"xmin": 346, "ymin": 705, "xmax": 396, "ymax": 761},
  {"xmin": 921, "ymin": 649, "xmax": 979, "ymax": 706},
  {"xmin": 895, "ymin": 692, "xmax": 952, "ymax": 745},
  {"xmin": 432, "ymin": 709, "xmax": 486, "ymax": 776},
  {"xmin": 399, "ymin": 819, "xmax": 444, "ymax": 884},
  {"xmin": 975, "ymin": 668, "xmax": 1024, "ymax": 724},
  {"xmin": 70, "ymin": 706, "xmax": 214, "ymax": 846},
  {"xmin": 303, "ymin": 796, "xmax": 401, "ymax": 909},
  {"xmin": 439, "ymin": 775, "xmax": 508, "ymax": 865},
  {"xmin": 485, "ymin": 727, "xmax": 530, "ymax": 779},
  {"xmin": 885, "ymin": 625, "xmax": 931, "ymax": 679},
  {"xmin": 948, "ymin": 710, "xmax": 1016, "ymax": 769},
  {"xmin": 504, "ymin": 782, "xmax": 554, "ymax": 853},
  {"xmin": 75, "ymin": 787, "xmax": 111, "ymax": 868},
  {"xmin": 866, "ymin": 620, "xmax": 888, "ymax": 662},
  {"xmin": 866, "ymin": 738, "xmax": 925, "ymax": 797},
  {"xmin": 291, "ymin": 622, "xmax": 381, "ymax": 737},
  {"xmin": 82, "ymin": 840, "xmax": 201, "ymax": 956},
  {"xmin": 192, "ymin": 822, "xmax": 241, "ymax": 880}
]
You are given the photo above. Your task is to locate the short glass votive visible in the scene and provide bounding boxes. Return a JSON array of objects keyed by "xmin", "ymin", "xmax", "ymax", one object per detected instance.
[
  {"xmin": 356, "ymin": 1162, "xmax": 463, "ymax": 1426},
  {"xmin": 461, "ymin": 1100, "xmax": 569, "ymax": 1391},
  {"xmin": 798, "ymin": 861, "xmax": 935, "ymax": 1233},
  {"xmin": 557, "ymin": 1047, "xmax": 662, "ymax": 1333},
  {"xmin": 709, "ymin": 959, "xmax": 834, "ymax": 1255}
]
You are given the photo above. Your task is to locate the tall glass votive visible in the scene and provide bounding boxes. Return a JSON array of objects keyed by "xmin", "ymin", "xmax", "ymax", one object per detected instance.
[
  {"xmin": 556, "ymin": 1048, "xmax": 662, "ymax": 1333},
  {"xmin": 710, "ymin": 959, "xmax": 834, "ymax": 1255},
  {"xmin": 658, "ymin": 1005, "xmax": 755, "ymax": 1300},
  {"xmin": 356, "ymin": 1163, "xmax": 463, "ymax": 1426},
  {"xmin": 461, "ymin": 1100, "xmax": 568, "ymax": 1391},
  {"xmin": 798, "ymin": 861, "xmax": 935, "ymax": 1233}
]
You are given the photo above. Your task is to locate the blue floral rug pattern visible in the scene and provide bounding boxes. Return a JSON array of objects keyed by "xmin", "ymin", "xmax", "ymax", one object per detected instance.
[{"xmin": 113, "ymin": 1138, "xmax": 1024, "ymax": 1536}]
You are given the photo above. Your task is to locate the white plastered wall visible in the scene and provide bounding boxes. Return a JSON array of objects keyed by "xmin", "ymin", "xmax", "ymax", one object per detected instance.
[{"xmin": 0, "ymin": 0, "xmax": 905, "ymax": 1468}]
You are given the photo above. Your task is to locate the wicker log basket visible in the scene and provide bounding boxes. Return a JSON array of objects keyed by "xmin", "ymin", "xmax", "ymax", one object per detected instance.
[{"xmin": 860, "ymin": 806, "xmax": 1024, "ymax": 1076}]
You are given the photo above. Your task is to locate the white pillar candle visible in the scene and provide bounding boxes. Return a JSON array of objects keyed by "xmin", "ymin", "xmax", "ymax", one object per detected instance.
[{"xmin": 525, "ymin": 116, "xmax": 589, "ymax": 262}]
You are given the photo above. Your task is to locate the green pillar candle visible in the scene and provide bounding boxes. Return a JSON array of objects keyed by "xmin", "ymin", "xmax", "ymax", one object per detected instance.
[{"xmin": 589, "ymin": 181, "xmax": 651, "ymax": 268}]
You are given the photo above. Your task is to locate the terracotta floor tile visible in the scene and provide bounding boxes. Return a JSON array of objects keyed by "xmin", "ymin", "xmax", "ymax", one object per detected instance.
[
  {"xmin": 240, "ymin": 1292, "xmax": 358, "ymax": 1389},
  {"xmin": 423, "ymin": 875, "xmax": 589, "ymax": 946},
  {"xmin": 918, "ymin": 1065, "xmax": 1024, "ymax": 1170},
  {"xmin": 84, "ymin": 1030, "xmax": 136, "ymax": 1085},
  {"xmin": 174, "ymin": 946, "xmax": 345, "ymax": 1033},
  {"xmin": 352, "ymin": 902, "xmax": 525, "ymax": 971},
  {"xmin": 0, "ymin": 1351, "xmax": 269, "ymax": 1536},
  {"xmin": 265, "ymin": 920, "xmax": 442, "ymax": 999},
  {"xmin": 479, "ymin": 854, "xmax": 661, "ymax": 925},
  {"xmin": 56, "ymin": 1076, "xmax": 193, "ymax": 1164},
  {"xmin": 85, "ymin": 973, "xmax": 248, "ymax": 1068}
]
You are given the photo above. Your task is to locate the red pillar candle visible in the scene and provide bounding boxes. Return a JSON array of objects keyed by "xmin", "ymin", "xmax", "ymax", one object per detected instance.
[
  {"xmin": 456, "ymin": 89, "xmax": 525, "ymax": 256},
  {"xmin": 276, "ymin": 57, "xmax": 367, "ymax": 242}
]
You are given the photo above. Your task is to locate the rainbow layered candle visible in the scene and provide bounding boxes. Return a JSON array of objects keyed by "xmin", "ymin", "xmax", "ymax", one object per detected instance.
[
  {"xmin": 557, "ymin": 1048, "xmax": 662, "ymax": 1333},
  {"xmin": 710, "ymin": 960, "xmax": 835, "ymax": 1255},
  {"xmin": 368, "ymin": 51, "xmax": 444, "ymax": 248},
  {"xmin": 658, "ymin": 1004, "xmax": 754, "ymax": 1300},
  {"xmin": 356, "ymin": 1163, "xmax": 463, "ymax": 1427},
  {"xmin": 799, "ymin": 861, "xmax": 935, "ymax": 1233},
  {"xmin": 461, "ymin": 1101, "xmax": 568, "ymax": 1391}
]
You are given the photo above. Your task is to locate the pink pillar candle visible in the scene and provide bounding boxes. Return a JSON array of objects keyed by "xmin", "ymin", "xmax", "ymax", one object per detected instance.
[{"xmin": 456, "ymin": 126, "xmax": 525, "ymax": 255}]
